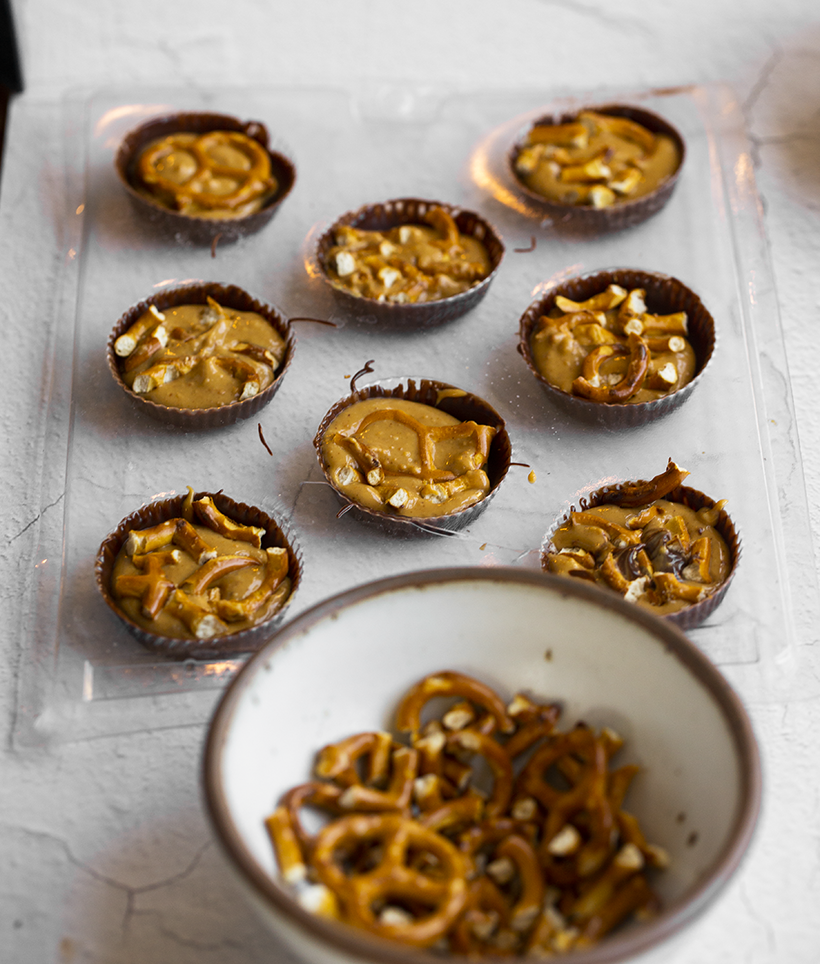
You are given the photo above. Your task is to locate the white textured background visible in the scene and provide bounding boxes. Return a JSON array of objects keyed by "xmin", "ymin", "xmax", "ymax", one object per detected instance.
[{"xmin": 2, "ymin": 1, "xmax": 820, "ymax": 962}]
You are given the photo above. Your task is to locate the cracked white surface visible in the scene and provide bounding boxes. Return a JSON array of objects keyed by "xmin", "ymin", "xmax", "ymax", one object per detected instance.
[{"xmin": 2, "ymin": 1, "xmax": 820, "ymax": 961}]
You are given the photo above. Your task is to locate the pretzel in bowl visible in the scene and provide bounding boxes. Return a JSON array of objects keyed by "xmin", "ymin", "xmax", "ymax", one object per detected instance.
[{"xmin": 265, "ymin": 670, "xmax": 667, "ymax": 955}]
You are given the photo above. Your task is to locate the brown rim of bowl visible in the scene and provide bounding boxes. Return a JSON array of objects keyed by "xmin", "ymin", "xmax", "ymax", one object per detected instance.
[
  {"xmin": 107, "ymin": 282, "xmax": 296, "ymax": 429},
  {"xmin": 313, "ymin": 378, "xmax": 511, "ymax": 534},
  {"xmin": 203, "ymin": 567, "xmax": 761, "ymax": 964},
  {"xmin": 315, "ymin": 198, "xmax": 505, "ymax": 328},
  {"xmin": 518, "ymin": 268, "xmax": 715, "ymax": 427},
  {"xmin": 508, "ymin": 104, "xmax": 686, "ymax": 235},
  {"xmin": 95, "ymin": 489, "xmax": 302, "ymax": 659},
  {"xmin": 115, "ymin": 111, "xmax": 297, "ymax": 244},
  {"xmin": 541, "ymin": 481, "xmax": 741, "ymax": 630}
]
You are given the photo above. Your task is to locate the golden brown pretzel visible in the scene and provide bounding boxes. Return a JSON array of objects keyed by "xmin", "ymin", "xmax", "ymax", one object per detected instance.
[
  {"xmin": 396, "ymin": 671, "xmax": 515, "ymax": 738},
  {"xmin": 137, "ymin": 130, "xmax": 276, "ymax": 214},
  {"xmin": 268, "ymin": 672, "xmax": 666, "ymax": 955},
  {"xmin": 572, "ymin": 332, "xmax": 649, "ymax": 402},
  {"xmin": 312, "ymin": 813, "xmax": 469, "ymax": 947}
]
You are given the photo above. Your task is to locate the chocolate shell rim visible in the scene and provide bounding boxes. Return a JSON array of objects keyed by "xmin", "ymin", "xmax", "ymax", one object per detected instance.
[
  {"xmin": 107, "ymin": 281, "xmax": 296, "ymax": 428},
  {"xmin": 115, "ymin": 111, "xmax": 297, "ymax": 237},
  {"xmin": 517, "ymin": 267, "xmax": 716, "ymax": 426},
  {"xmin": 508, "ymin": 103, "xmax": 686, "ymax": 224},
  {"xmin": 540, "ymin": 480, "xmax": 741, "ymax": 629},
  {"xmin": 314, "ymin": 197, "xmax": 505, "ymax": 327},
  {"xmin": 313, "ymin": 377, "xmax": 512, "ymax": 534},
  {"xmin": 95, "ymin": 490, "xmax": 303, "ymax": 658}
]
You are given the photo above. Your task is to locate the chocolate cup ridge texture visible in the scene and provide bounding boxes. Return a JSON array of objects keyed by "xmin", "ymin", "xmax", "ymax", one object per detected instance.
[
  {"xmin": 96, "ymin": 491, "xmax": 303, "ymax": 659},
  {"xmin": 314, "ymin": 378, "xmax": 512, "ymax": 534},
  {"xmin": 541, "ymin": 482, "xmax": 741, "ymax": 630},
  {"xmin": 315, "ymin": 198, "xmax": 505, "ymax": 329},
  {"xmin": 115, "ymin": 111, "xmax": 297, "ymax": 244},
  {"xmin": 518, "ymin": 268, "xmax": 716, "ymax": 428},
  {"xmin": 108, "ymin": 282, "xmax": 295, "ymax": 429},
  {"xmin": 509, "ymin": 104, "xmax": 686, "ymax": 235}
]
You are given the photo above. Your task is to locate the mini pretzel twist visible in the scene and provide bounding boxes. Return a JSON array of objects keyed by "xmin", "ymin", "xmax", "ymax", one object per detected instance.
[
  {"xmin": 572, "ymin": 332, "xmax": 649, "ymax": 402},
  {"xmin": 137, "ymin": 130, "xmax": 276, "ymax": 214},
  {"xmin": 396, "ymin": 671, "xmax": 515, "ymax": 738},
  {"xmin": 312, "ymin": 813, "xmax": 469, "ymax": 947},
  {"xmin": 267, "ymin": 672, "xmax": 665, "ymax": 955}
]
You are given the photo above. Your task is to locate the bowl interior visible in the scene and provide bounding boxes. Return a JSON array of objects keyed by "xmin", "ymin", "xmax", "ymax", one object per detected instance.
[{"xmin": 206, "ymin": 569, "xmax": 758, "ymax": 961}]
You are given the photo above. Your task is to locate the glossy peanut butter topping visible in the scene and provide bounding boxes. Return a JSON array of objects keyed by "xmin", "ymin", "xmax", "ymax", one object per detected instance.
[
  {"xmin": 325, "ymin": 207, "xmax": 492, "ymax": 304},
  {"xmin": 530, "ymin": 283, "xmax": 696, "ymax": 405},
  {"xmin": 116, "ymin": 298, "xmax": 285, "ymax": 410},
  {"xmin": 546, "ymin": 494, "xmax": 731, "ymax": 615},
  {"xmin": 322, "ymin": 397, "xmax": 497, "ymax": 518},
  {"xmin": 515, "ymin": 111, "xmax": 680, "ymax": 208},
  {"xmin": 112, "ymin": 494, "xmax": 291, "ymax": 639},
  {"xmin": 135, "ymin": 130, "xmax": 277, "ymax": 218}
]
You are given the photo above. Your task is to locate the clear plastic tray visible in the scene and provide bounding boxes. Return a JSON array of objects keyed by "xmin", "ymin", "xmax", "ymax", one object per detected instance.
[{"xmin": 15, "ymin": 83, "xmax": 818, "ymax": 746}]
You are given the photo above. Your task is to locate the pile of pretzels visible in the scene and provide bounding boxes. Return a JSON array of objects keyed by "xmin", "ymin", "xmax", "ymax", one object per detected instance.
[{"xmin": 266, "ymin": 671, "xmax": 667, "ymax": 955}]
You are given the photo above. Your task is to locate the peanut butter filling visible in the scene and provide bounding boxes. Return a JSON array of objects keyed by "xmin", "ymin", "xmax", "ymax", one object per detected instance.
[
  {"xmin": 115, "ymin": 298, "xmax": 286, "ymax": 410},
  {"xmin": 515, "ymin": 111, "xmax": 681, "ymax": 209},
  {"xmin": 545, "ymin": 475, "xmax": 731, "ymax": 616},
  {"xmin": 322, "ymin": 397, "xmax": 497, "ymax": 519},
  {"xmin": 324, "ymin": 207, "xmax": 492, "ymax": 304},
  {"xmin": 135, "ymin": 130, "xmax": 278, "ymax": 218},
  {"xmin": 111, "ymin": 494, "xmax": 291, "ymax": 639},
  {"xmin": 530, "ymin": 283, "xmax": 697, "ymax": 405}
]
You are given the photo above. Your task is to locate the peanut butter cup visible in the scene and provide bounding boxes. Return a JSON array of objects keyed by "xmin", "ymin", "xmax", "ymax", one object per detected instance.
[
  {"xmin": 510, "ymin": 105, "xmax": 685, "ymax": 235},
  {"xmin": 541, "ymin": 461, "xmax": 740, "ymax": 629},
  {"xmin": 518, "ymin": 268, "xmax": 715, "ymax": 427},
  {"xmin": 315, "ymin": 198, "xmax": 505, "ymax": 328},
  {"xmin": 108, "ymin": 282, "xmax": 295, "ymax": 428},
  {"xmin": 96, "ymin": 489, "xmax": 302, "ymax": 658},
  {"xmin": 116, "ymin": 111, "xmax": 296, "ymax": 244},
  {"xmin": 314, "ymin": 378, "xmax": 511, "ymax": 533}
]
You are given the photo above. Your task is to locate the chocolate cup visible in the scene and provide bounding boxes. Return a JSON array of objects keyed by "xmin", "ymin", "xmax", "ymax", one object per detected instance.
[
  {"xmin": 315, "ymin": 198, "xmax": 505, "ymax": 328},
  {"xmin": 115, "ymin": 112, "xmax": 297, "ymax": 244},
  {"xmin": 95, "ymin": 490, "xmax": 302, "ymax": 659},
  {"xmin": 518, "ymin": 268, "xmax": 715, "ymax": 427},
  {"xmin": 108, "ymin": 282, "xmax": 295, "ymax": 429},
  {"xmin": 509, "ymin": 104, "xmax": 686, "ymax": 236},
  {"xmin": 314, "ymin": 378, "xmax": 512, "ymax": 534},
  {"xmin": 541, "ymin": 481, "xmax": 741, "ymax": 630}
]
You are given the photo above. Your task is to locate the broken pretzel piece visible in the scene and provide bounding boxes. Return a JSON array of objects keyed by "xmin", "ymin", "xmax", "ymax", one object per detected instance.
[{"xmin": 194, "ymin": 496, "xmax": 265, "ymax": 547}]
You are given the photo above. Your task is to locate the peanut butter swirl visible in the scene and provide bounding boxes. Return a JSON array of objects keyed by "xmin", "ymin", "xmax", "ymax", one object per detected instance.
[{"xmin": 322, "ymin": 397, "xmax": 497, "ymax": 518}]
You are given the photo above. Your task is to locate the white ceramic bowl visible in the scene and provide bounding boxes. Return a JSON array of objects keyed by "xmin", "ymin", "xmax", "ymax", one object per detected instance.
[{"xmin": 203, "ymin": 568, "xmax": 761, "ymax": 964}]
